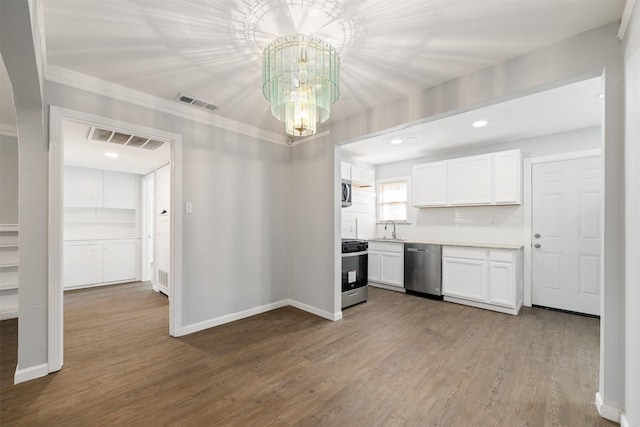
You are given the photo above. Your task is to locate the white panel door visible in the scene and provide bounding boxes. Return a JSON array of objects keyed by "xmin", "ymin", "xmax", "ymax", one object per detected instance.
[
  {"xmin": 64, "ymin": 166, "xmax": 103, "ymax": 208},
  {"xmin": 380, "ymin": 252, "xmax": 403, "ymax": 287},
  {"xmin": 413, "ymin": 162, "xmax": 447, "ymax": 206},
  {"xmin": 103, "ymin": 170, "xmax": 138, "ymax": 209},
  {"xmin": 532, "ymin": 156, "xmax": 601, "ymax": 315},
  {"xmin": 448, "ymin": 154, "xmax": 491, "ymax": 205},
  {"xmin": 103, "ymin": 241, "xmax": 137, "ymax": 283},
  {"xmin": 368, "ymin": 252, "xmax": 381, "ymax": 282},
  {"xmin": 63, "ymin": 243, "xmax": 101, "ymax": 287}
]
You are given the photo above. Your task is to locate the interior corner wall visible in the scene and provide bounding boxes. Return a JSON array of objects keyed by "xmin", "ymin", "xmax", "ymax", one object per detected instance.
[
  {"xmin": 0, "ymin": 0, "xmax": 48, "ymax": 374},
  {"xmin": 0, "ymin": 134, "xmax": 19, "ymax": 224},
  {"xmin": 623, "ymin": 2, "xmax": 640, "ymax": 425},
  {"xmin": 45, "ymin": 81, "xmax": 291, "ymax": 330},
  {"xmin": 288, "ymin": 138, "xmax": 338, "ymax": 318}
]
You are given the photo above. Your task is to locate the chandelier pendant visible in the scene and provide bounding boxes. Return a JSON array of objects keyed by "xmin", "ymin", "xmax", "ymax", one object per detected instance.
[{"xmin": 262, "ymin": 34, "xmax": 340, "ymax": 137}]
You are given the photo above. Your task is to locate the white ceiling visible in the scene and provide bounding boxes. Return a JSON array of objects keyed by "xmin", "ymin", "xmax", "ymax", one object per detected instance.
[
  {"xmin": 63, "ymin": 120, "xmax": 170, "ymax": 175},
  {"xmin": 40, "ymin": 0, "xmax": 626, "ymax": 136},
  {"xmin": 341, "ymin": 76, "xmax": 603, "ymax": 165}
]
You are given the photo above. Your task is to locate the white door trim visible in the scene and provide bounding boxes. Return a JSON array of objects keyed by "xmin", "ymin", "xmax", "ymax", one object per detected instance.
[
  {"xmin": 48, "ymin": 106, "xmax": 184, "ymax": 373},
  {"xmin": 141, "ymin": 173, "xmax": 155, "ymax": 286},
  {"xmin": 523, "ymin": 149, "xmax": 602, "ymax": 307}
]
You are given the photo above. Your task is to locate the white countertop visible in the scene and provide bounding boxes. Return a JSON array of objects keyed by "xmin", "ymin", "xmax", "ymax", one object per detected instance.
[{"xmin": 367, "ymin": 238, "xmax": 523, "ymax": 250}]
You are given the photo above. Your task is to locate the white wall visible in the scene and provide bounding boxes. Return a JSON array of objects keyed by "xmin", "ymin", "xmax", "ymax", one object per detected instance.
[
  {"xmin": 0, "ymin": 134, "xmax": 18, "ymax": 224},
  {"xmin": 372, "ymin": 127, "xmax": 600, "ymax": 244},
  {"xmin": 45, "ymin": 82, "xmax": 292, "ymax": 329},
  {"xmin": 623, "ymin": 2, "xmax": 640, "ymax": 426}
]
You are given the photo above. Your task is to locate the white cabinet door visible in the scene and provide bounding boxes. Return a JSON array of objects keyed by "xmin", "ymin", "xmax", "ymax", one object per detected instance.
[
  {"xmin": 442, "ymin": 254, "xmax": 487, "ymax": 302},
  {"xmin": 380, "ymin": 252, "xmax": 403, "ymax": 287},
  {"xmin": 368, "ymin": 251, "xmax": 381, "ymax": 282},
  {"xmin": 341, "ymin": 162, "xmax": 351, "ymax": 180},
  {"xmin": 102, "ymin": 241, "xmax": 137, "ymax": 283},
  {"xmin": 103, "ymin": 170, "xmax": 138, "ymax": 209},
  {"xmin": 448, "ymin": 155, "xmax": 491, "ymax": 205},
  {"xmin": 493, "ymin": 150, "xmax": 521, "ymax": 204},
  {"xmin": 351, "ymin": 165, "xmax": 375, "ymax": 187},
  {"xmin": 488, "ymin": 261, "xmax": 515, "ymax": 307},
  {"xmin": 413, "ymin": 162, "xmax": 447, "ymax": 206},
  {"xmin": 64, "ymin": 243, "xmax": 101, "ymax": 288},
  {"xmin": 64, "ymin": 166, "xmax": 103, "ymax": 208}
]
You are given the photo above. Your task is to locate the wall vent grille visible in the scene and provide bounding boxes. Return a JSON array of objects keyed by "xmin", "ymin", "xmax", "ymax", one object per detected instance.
[
  {"xmin": 159, "ymin": 269, "xmax": 169, "ymax": 287},
  {"xmin": 176, "ymin": 93, "xmax": 219, "ymax": 111},
  {"xmin": 87, "ymin": 127, "xmax": 165, "ymax": 150}
]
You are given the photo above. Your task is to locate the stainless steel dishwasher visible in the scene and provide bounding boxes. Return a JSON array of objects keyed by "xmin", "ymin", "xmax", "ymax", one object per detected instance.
[{"xmin": 404, "ymin": 243, "xmax": 442, "ymax": 296}]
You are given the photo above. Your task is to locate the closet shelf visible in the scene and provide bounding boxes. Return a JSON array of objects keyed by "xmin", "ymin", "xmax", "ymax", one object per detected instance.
[{"xmin": 0, "ymin": 284, "xmax": 18, "ymax": 291}]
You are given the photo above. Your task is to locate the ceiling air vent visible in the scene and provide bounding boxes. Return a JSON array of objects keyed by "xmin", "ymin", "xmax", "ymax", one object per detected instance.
[
  {"xmin": 176, "ymin": 93, "xmax": 219, "ymax": 112},
  {"xmin": 87, "ymin": 127, "xmax": 165, "ymax": 151}
]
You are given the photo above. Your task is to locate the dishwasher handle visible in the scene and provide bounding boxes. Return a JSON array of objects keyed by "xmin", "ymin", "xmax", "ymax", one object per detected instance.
[{"xmin": 407, "ymin": 248, "xmax": 426, "ymax": 252}]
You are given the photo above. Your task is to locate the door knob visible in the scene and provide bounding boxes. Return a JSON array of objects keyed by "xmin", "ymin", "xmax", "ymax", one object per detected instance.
[
  {"xmin": 534, "ymin": 243, "xmax": 541, "ymax": 248},
  {"xmin": 534, "ymin": 233, "xmax": 540, "ymax": 238}
]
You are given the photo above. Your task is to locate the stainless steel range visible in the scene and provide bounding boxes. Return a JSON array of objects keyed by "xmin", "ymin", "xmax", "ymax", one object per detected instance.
[{"xmin": 341, "ymin": 239, "xmax": 368, "ymax": 309}]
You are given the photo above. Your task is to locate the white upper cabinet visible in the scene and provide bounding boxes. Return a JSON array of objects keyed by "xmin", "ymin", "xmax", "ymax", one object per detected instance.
[
  {"xmin": 65, "ymin": 166, "xmax": 104, "ymax": 208},
  {"xmin": 351, "ymin": 165, "xmax": 375, "ymax": 187},
  {"xmin": 103, "ymin": 170, "xmax": 138, "ymax": 209},
  {"xmin": 412, "ymin": 149, "xmax": 521, "ymax": 207},
  {"xmin": 413, "ymin": 161, "xmax": 448, "ymax": 207},
  {"xmin": 493, "ymin": 149, "xmax": 522, "ymax": 204},
  {"xmin": 342, "ymin": 162, "xmax": 375, "ymax": 187},
  {"xmin": 341, "ymin": 162, "xmax": 351, "ymax": 180},
  {"xmin": 64, "ymin": 166, "xmax": 139, "ymax": 209},
  {"xmin": 448, "ymin": 154, "xmax": 492, "ymax": 205}
]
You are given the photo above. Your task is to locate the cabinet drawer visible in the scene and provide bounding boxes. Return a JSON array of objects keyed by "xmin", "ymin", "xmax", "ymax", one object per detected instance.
[
  {"xmin": 489, "ymin": 249, "xmax": 515, "ymax": 262},
  {"xmin": 368, "ymin": 241, "xmax": 404, "ymax": 253},
  {"xmin": 443, "ymin": 246, "xmax": 487, "ymax": 260}
]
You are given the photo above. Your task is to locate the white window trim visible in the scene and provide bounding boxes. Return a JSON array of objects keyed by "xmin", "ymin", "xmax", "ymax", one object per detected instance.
[{"xmin": 376, "ymin": 175, "xmax": 412, "ymax": 224}]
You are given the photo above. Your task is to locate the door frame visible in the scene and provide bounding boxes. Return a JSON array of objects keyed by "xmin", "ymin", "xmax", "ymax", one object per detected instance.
[
  {"xmin": 140, "ymin": 172, "xmax": 156, "ymax": 286},
  {"xmin": 523, "ymin": 149, "xmax": 602, "ymax": 307},
  {"xmin": 48, "ymin": 106, "xmax": 184, "ymax": 373}
]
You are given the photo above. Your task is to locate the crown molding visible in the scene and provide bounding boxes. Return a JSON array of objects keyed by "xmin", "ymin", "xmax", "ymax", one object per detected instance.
[
  {"xmin": 0, "ymin": 124, "xmax": 18, "ymax": 137},
  {"xmin": 45, "ymin": 64, "xmax": 287, "ymax": 146}
]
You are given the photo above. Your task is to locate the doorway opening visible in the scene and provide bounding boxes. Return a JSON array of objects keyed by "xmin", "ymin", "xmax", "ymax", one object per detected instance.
[{"xmin": 48, "ymin": 107, "xmax": 183, "ymax": 373}]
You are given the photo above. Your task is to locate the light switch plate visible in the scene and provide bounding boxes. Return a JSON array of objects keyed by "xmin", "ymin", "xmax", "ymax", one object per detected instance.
[{"xmin": 185, "ymin": 202, "xmax": 193, "ymax": 214}]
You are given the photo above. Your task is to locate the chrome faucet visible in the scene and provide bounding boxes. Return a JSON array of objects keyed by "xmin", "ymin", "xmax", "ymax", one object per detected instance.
[{"xmin": 384, "ymin": 220, "xmax": 397, "ymax": 239}]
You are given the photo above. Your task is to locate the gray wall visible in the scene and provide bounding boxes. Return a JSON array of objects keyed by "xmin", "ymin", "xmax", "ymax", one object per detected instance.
[
  {"xmin": 46, "ymin": 81, "xmax": 291, "ymax": 328},
  {"xmin": 624, "ymin": 3, "xmax": 640, "ymax": 426},
  {"xmin": 0, "ymin": 134, "xmax": 18, "ymax": 224},
  {"xmin": 289, "ymin": 137, "xmax": 337, "ymax": 317}
]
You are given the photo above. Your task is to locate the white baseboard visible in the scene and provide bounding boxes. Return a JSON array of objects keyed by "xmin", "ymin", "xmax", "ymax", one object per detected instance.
[
  {"xmin": 180, "ymin": 299, "xmax": 289, "ymax": 335},
  {"xmin": 619, "ymin": 412, "xmax": 629, "ymax": 427},
  {"xmin": 595, "ymin": 392, "xmax": 622, "ymax": 423},
  {"xmin": 288, "ymin": 299, "xmax": 342, "ymax": 321},
  {"xmin": 0, "ymin": 309, "xmax": 18, "ymax": 320},
  {"xmin": 14, "ymin": 363, "xmax": 49, "ymax": 384}
]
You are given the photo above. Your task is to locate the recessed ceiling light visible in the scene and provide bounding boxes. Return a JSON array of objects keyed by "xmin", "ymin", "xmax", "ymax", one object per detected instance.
[
  {"xmin": 390, "ymin": 139, "xmax": 403, "ymax": 145},
  {"xmin": 104, "ymin": 152, "xmax": 119, "ymax": 158},
  {"xmin": 473, "ymin": 120, "xmax": 488, "ymax": 128}
]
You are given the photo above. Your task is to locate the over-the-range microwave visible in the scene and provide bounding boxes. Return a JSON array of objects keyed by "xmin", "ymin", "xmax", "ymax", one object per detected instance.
[{"xmin": 341, "ymin": 179, "xmax": 352, "ymax": 208}]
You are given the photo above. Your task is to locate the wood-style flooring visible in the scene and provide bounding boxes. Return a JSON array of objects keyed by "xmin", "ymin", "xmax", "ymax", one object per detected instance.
[{"xmin": 0, "ymin": 282, "xmax": 614, "ymax": 426}]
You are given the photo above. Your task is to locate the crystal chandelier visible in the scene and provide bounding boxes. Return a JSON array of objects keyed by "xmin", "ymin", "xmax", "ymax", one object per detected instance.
[{"xmin": 262, "ymin": 34, "xmax": 340, "ymax": 137}]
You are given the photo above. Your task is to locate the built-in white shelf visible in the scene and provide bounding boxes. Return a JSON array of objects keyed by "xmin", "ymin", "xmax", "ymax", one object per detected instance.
[
  {"xmin": 0, "ymin": 244, "xmax": 18, "ymax": 248},
  {"xmin": 0, "ymin": 284, "xmax": 18, "ymax": 291},
  {"xmin": 0, "ymin": 224, "xmax": 18, "ymax": 320},
  {"xmin": 0, "ymin": 263, "xmax": 19, "ymax": 269},
  {"xmin": 0, "ymin": 224, "xmax": 18, "ymax": 232}
]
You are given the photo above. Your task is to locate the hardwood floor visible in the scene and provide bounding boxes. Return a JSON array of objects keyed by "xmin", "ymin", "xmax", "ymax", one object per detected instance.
[{"xmin": 0, "ymin": 283, "xmax": 614, "ymax": 426}]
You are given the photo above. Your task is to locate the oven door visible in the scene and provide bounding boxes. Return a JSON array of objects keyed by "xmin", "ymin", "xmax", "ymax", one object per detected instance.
[{"xmin": 341, "ymin": 251, "xmax": 368, "ymax": 291}]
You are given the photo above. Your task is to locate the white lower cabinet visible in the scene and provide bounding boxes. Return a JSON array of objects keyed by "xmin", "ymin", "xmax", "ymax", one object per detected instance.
[
  {"xmin": 368, "ymin": 241, "xmax": 404, "ymax": 290},
  {"xmin": 442, "ymin": 246, "xmax": 523, "ymax": 315},
  {"xmin": 64, "ymin": 239, "xmax": 139, "ymax": 289}
]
